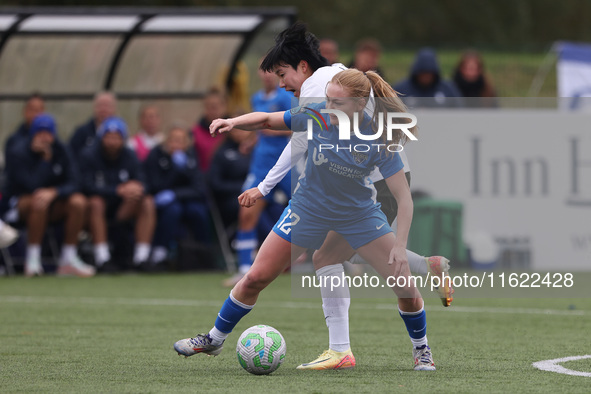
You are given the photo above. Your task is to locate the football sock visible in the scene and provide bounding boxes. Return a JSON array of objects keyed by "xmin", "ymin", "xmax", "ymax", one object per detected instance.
[
  {"xmin": 347, "ymin": 250, "xmax": 428, "ymax": 275},
  {"xmin": 317, "ymin": 264, "xmax": 351, "ymax": 352},
  {"xmin": 399, "ymin": 304, "xmax": 428, "ymax": 348},
  {"xmin": 60, "ymin": 244, "xmax": 77, "ymax": 263},
  {"xmin": 94, "ymin": 243, "xmax": 110, "ymax": 266},
  {"xmin": 234, "ymin": 230, "xmax": 257, "ymax": 274},
  {"xmin": 133, "ymin": 243, "xmax": 151, "ymax": 264},
  {"xmin": 407, "ymin": 250, "xmax": 428, "ymax": 275},
  {"xmin": 210, "ymin": 292, "xmax": 254, "ymax": 345},
  {"xmin": 150, "ymin": 246, "xmax": 168, "ymax": 264},
  {"xmin": 26, "ymin": 244, "xmax": 41, "ymax": 262}
]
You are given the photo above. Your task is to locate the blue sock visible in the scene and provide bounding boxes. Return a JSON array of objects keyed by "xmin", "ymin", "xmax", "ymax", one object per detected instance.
[
  {"xmin": 234, "ymin": 230, "xmax": 257, "ymax": 274},
  {"xmin": 399, "ymin": 306, "xmax": 428, "ymax": 348},
  {"xmin": 213, "ymin": 293, "xmax": 254, "ymax": 335}
]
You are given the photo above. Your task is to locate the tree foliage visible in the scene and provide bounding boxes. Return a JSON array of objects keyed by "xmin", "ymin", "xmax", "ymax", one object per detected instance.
[{"xmin": 2, "ymin": 0, "xmax": 590, "ymax": 50}]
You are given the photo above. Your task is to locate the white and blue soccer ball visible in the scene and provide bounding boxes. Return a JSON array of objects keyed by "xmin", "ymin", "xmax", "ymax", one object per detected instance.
[{"xmin": 236, "ymin": 325, "xmax": 286, "ymax": 375}]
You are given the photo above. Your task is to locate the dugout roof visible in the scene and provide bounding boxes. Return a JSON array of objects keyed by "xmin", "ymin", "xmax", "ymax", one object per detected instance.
[{"xmin": 0, "ymin": 7, "xmax": 296, "ymax": 143}]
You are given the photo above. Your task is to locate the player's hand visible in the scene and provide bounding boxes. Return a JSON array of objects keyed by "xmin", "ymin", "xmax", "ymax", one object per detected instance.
[
  {"xmin": 33, "ymin": 188, "xmax": 58, "ymax": 210},
  {"xmin": 125, "ymin": 181, "xmax": 144, "ymax": 201},
  {"xmin": 209, "ymin": 118, "xmax": 234, "ymax": 136},
  {"xmin": 238, "ymin": 187, "xmax": 264, "ymax": 208},
  {"xmin": 387, "ymin": 242, "xmax": 408, "ymax": 273}
]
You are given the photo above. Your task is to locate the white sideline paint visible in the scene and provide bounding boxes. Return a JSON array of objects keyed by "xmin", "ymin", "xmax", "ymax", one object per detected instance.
[
  {"xmin": 532, "ymin": 355, "xmax": 591, "ymax": 377},
  {"xmin": 0, "ymin": 295, "xmax": 591, "ymax": 317}
]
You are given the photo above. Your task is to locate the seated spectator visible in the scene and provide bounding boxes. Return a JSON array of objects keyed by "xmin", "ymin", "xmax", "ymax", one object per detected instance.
[
  {"xmin": 128, "ymin": 104, "xmax": 164, "ymax": 161},
  {"xmin": 193, "ymin": 88, "xmax": 229, "ymax": 171},
  {"xmin": 208, "ymin": 129, "xmax": 252, "ymax": 228},
  {"xmin": 69, "ymin": 91, "xmax": 117, "ymax": 163},
  {"xmin": 453, "ymin": 50, "xmax": 497, "ymax": 107},
  {"xmin": 348, "ymin": 38, "xmax": 385, "ymax": 77},
  {"xmin": 144, "ymin": 125, "xmax": 211, "ymax": 268},
  {"xmin": 225, "ymin": 68, "xmax": 293, "ymax": 286},
  {"xmin": 319, "ymin": 38, "xmax": 340, "ymax": 65},
  {"xmin": 4, "ymin": 93, "xmax": 45, "ymax": 160},
  {"xmin": 2, "ymin": 114, "xmax": 95, "ymax": 277},
  {"xmin": 80, "ymin": 117, "xmax": 155, "ymax": 272},
  {"xmin": 393, "ymin": 48, "xmax": 463, "ymax": 107}
]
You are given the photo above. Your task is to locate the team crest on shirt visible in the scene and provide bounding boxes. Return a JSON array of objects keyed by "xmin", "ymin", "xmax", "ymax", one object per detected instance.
[
  {"xmin": 352, "ymin": 152, "xmax": 368, "ymax": 165},
  {"xmin": 119, "ymin": 169, "xmax": 129, "ymax": 182},
  {"xmin": 290, "ymin": 105, "xmax": 306, "ymax": 115}
]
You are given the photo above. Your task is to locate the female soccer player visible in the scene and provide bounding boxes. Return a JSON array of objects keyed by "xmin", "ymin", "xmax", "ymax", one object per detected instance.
[
  {"xmin": 238, "ymin": 23, "xmax": 450, "ymax": 370},
  {"xmin": 174, "ymin": 68, "xmax": 436, "ymax": 371}
]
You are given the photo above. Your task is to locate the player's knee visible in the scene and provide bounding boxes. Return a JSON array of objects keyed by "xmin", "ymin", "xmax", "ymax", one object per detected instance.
[
  {"xmin": 68, "ymin": 193, "xmax": 87, "ymax": 212},
  {"xmin": 312, "ymin": 249, "xmax": 333, "ymax": 270},
  {"xmin": 88, "ymin": 196, "xmax": 106, "ymax": 215},
  {"xmin": 242, "ymin": 270, "xmax": 272, "ymax": 293}
]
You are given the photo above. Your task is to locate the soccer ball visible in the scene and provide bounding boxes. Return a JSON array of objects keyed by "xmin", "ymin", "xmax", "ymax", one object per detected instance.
[{"xmin": 236, "ymin": 325, "xmax": 286, "ymax": 375}]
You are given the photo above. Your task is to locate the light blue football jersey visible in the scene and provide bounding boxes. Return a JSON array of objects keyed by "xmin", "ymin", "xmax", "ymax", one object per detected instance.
[{"xmin": 283, "ymin": 102, "xmax": 403, "ymax": 222}]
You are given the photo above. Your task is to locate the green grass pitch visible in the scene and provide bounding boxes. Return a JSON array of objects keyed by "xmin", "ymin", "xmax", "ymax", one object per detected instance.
[{"xmin": 1, "ymin": 273, "xmax": 590, "ymax": 393}]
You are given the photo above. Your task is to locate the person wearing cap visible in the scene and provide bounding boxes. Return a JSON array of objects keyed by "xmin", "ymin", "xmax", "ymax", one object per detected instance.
[
  {"xmin": 143, "ymin": 124, "xmax": 210, "ymax": 268},
  {"xmin": 1, "ymin": 113, "xmax": 95, "ymax": 277},
  {"xmin": 79, "ymin": 116, "xmax": 155, "ymax": 272},
  {"xmin": 69, "ymin": 91, "xmax": 117, "ymax": 163}
]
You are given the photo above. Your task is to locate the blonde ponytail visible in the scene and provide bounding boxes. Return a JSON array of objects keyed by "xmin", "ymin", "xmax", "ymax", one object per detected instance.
[{"xmin": 330, "ymin": 69, "xmax": 417, "ymax": 149}]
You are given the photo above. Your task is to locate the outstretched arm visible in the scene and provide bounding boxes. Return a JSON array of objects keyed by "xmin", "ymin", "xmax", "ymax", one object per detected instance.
[{"xmin": 209, "ymin": 111, "xmax": 289, "ymax": 136}]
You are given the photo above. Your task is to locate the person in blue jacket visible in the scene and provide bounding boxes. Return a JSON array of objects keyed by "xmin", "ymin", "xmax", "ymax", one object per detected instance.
[
  {"xmin": 80, "ymin": 117, "xmax": 155, "ymax": 272},
  {"xmin": 144, "ymin": 125, "xmax": 211, "ymax": 268},
  {"xmin": 208, "ymin": 129, "xmax": 252, "ymax": 228},
  {"xmin": 2, "ymin": 113, "xmax": 95, "ymax": 278},
  {"xmin": 393, "ymin": 47, "xmax": 463, "ymax": 108},
  {"xmin": 4, "ymin": 93, "xmax": 45, "ymax": 162},
  {"xmin": 69, "ymin": 92, "xmax": 117, "ymax": 163}
]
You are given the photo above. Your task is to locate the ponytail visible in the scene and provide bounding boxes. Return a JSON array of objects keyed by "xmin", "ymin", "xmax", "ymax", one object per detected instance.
[
  {"xmin": 364, "ymin": 71, "xmax": 417, "ymax": 147},
  {"xmin": 330, "ymin": 69, "xmax": 417, "ymax": 152}
]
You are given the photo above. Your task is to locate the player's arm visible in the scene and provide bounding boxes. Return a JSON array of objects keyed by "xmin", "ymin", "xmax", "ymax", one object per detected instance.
[
  {"xmin": 260, "ymin": 128, "xmax": 292, "ymax": 137},
  {"xmin": 210, "ymin": 111, "xmax": 288, "ymax": 136},
  {"xmin": 385, "ymin": 170, "xmax": 413, "ymax": 265}
]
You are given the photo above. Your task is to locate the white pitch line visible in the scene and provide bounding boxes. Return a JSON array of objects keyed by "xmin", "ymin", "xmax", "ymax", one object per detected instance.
[
  {"xmin": 0, "ymin": 295, "xmax": 590, "ymax": 317},
  {"xmin": 533, "ymin": 355, "xmax": 591, "ymax": 377}
]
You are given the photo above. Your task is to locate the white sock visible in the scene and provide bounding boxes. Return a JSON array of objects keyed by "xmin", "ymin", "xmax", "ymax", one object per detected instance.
[
  {"xmin": 60, "ymin": 245, "xmax": 77, "ymax": 263},
  {"xmin": 26, "ymin": 244, "xmax": 41, "ymax": 262},
  {"xmin": 411, "ymin": 335, "xmax": 428, "ymax": 348},
  {"xmin": 133, "ymin": 243, "xmax": 151, "ymax": 264},
  {"xmin": 0, "ymin": 220, "xmax": 4, "ymax": 231},
  {"xmin": 316, "ymin": 264, "xmax": 351, "ymax": 352},
  {"xmin": 349, "ymin": 250, "xmax": 428, "ymax": 275},
  {"xmin": 94, "ymin": 243, "xmax": 110, "ymax": 266},
  {"xmin": 208, "ymin": 327, "xmax": 228, "ymax": 346},
  {"xmin": 407, "ymin": 250, "xmax": 428, "ymax": 274},
  {"xmin": 150, "ymin": 246, "xmax": 168, "ymax": 264}
]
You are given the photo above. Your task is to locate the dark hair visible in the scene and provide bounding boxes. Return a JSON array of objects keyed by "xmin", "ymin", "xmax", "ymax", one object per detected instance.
[
  {"xmin": 26, "ymin": 91, "xmax": 43, "ymax": 102},
  {"xmin": 260, "ymin": 22, "xmax": 328, "ymax": 73}
]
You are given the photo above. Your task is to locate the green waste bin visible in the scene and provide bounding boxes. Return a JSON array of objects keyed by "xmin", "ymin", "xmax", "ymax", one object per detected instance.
[{"xmin": 408, "ymin": 199, "xmax": 467, "ymax": 266}]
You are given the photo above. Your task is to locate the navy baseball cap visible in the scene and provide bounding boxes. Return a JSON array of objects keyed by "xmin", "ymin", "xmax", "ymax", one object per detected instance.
[
  {"xmin": 98, "ymin": 116, "xmax": 128, "ymax": 139},
  {"xmin": 30, "ymin": 113, "xmax": 57, "ymax": 136}
]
